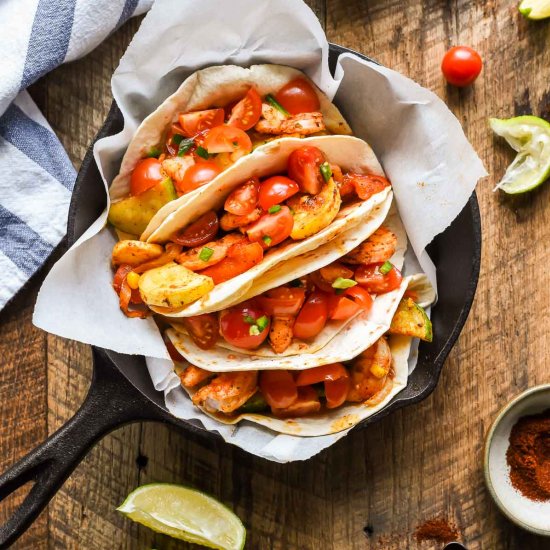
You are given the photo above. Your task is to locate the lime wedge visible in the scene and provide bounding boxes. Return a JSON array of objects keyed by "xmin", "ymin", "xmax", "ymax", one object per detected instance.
[
  {"xmin": 490, "ymin": 115, "xmax": 550, "ymax": 193},
  {"xmin": 519, "ymin": 0, "xmax": 550, "ymax": 19},
  {"xmin": 117, "ymin": 483, "xmax": 246, "ymax": 550}
]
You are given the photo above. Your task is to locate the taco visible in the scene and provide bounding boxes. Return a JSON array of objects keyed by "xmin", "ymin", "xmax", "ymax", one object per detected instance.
[
  {"xmin": 107, "ymin": 64, "xmax": 352, "ymax": 240},
  {"xmin": 111, "ymin": 136, "xmax": 393, "ymax": 319}
]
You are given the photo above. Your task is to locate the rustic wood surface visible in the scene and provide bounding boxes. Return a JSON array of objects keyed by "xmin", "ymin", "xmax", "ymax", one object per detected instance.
[{"xmin": 1, "ymin": 1, "xmax": 550, "ymax": 548}]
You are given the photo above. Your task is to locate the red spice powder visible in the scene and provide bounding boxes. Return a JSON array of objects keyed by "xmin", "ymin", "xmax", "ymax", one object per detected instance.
[{"xmin": 414, "ymin": 517, "xmax": 458, "ymax": 544}]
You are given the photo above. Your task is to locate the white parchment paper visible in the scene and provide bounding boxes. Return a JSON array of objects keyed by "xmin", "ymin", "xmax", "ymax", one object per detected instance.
[{"xmin": 33, "ymin": 0, "xmax": 487, "ymax": 461}]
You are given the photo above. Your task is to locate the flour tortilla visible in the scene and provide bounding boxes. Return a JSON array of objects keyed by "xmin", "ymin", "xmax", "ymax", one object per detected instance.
[
  {"xmin": 170, "ymin": 274, "xmax": 435, "ymax": 437},
  {"xmin": 108, "ymin": 64, "xmax": 351, "ymax": 239},
  {"xmin": 150, "ymin": 135, "xmax": 389, "ymax": 317}
]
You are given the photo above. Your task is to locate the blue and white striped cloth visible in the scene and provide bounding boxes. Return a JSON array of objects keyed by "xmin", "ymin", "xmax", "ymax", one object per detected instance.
[{"xmin": 0, "ymin": 0, "xmax": 152, "ymax": 310}]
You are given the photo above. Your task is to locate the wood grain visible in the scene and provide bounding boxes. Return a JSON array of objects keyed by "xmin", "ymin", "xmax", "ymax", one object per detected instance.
[{"xmin": 1, "ymin": 1, "xmax": 550, "ymax": 548}]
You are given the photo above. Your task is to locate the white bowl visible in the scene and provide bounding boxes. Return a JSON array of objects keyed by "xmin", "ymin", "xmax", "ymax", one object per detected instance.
[{"xmin": 484, "ymin": 384, "xmax": 550, "ymax": 536}]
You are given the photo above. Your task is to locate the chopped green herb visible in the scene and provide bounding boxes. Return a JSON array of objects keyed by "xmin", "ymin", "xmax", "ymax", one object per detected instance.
[
  {"xmin": 379, "ymin": 261, "xmax": 394, "ymax": 275},
  {"xmin": 289, "ymin": 279, "xmax": 303, "ymax": 287},
  {"xmin": 172, "ymin": 134, "xmax": 184, "ymax": 145},
  {"xmin": 320, "ymin": 162, "xmax": 332, "ymax": 183},
  {"xmin": 265, "ymin": 94, "xmax": 289, "ymax": 116},
  {"xmin": 243, "ymin": 315, "xmax": 256, "ymax": 325},
  {"xmin": 178, "ymin": 138, "xmax": 195, "ymax": 157},
  {"xmin": 249, "ymin": 325, "xmax": 261, "ymax": 336},
  {"xmin": 268, "ymin": 205, "xmax": 282, "ymax": 214},
  {"xmin": 199, "ymin": 247, "xmax": 214, "ymax": 262},
  {"xmin": 262, "ymin": 235, "xmax": 272, "ymax": 245},
  {"xmin": 146, "ymin": 146, "xmax": 162, "ymax": 158},
  {"xmin": 256, "ymin": 316, "xmax": 269, "ymax": 331},
  {"xmin": 332, "ymin": 277, "xmax": 358, "ymax": 289},
  {"xmin": 196, "ymin": 146, "xmax": 210, "ymax": 159}
]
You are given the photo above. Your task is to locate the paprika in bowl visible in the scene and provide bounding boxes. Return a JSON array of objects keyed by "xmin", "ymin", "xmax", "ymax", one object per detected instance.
[{"xmin": 484, "ymin": 384, "xmax": 550, "ymax": 536}]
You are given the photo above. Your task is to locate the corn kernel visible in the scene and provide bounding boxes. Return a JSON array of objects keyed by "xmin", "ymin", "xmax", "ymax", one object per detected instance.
[
  {"xmin": 127, "ymin": 271, "xmax": 140, "ymax": 290},
  {"xmin": 370, "ymin": 363, "xmax": 388, "ymax": 379}
]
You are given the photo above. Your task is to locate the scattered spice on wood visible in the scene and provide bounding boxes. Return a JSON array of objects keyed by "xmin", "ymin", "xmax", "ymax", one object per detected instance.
[
  {"xmin": 414, "ymin": 517, "xmax": 458, "ymax": 544},
  {"xmin": 506, "ymin": 408, "xmax": 550, "ymax": 501}
]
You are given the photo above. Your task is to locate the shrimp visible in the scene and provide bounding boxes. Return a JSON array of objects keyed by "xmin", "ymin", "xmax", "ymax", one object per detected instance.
[
  {"xmin": 176, "ymin": 234, "xmax": 246, "ymax": 271},
  {"xmin": 220, "ymin": 207, "xmax": 262, "ymax": 231},
  {"xmin": 346, "ymin": 337, "xmax": 392, "ymax": 402},
  {"xmin": 112, "ymin": 240, "xmax": 164, "ymax": 267},
  {"xmin": 268, "ymin": 316, "xmax": 295, "ymax": 354},
  {"xmin": 271, "ymin": 386, "xmax": 321, "ymax": 418},
  {"xmin": 343, "ymin": 227, "xmax": 397, "ymax": 265},
  {"xmin": 255, "ymin": 110, "xmax": 326, "ymax": 135},
  {"xmin": 192, "ymin": 371, "xmax": 258, "ymax": 414},
  {"xmin": 161, "ymin": 156, "xmax": 195, "ymax": 184},
  {"xmin": 179, "ymin": 365, "xmax": 212, "ymax": 387}
]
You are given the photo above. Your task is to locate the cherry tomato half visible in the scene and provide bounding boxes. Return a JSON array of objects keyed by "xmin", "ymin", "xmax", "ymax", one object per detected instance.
[
  {"xmin": 219, "ymin": 300, "xmax": 271, "ymax": 349},
  {"xmin": 355, "ymin": 262, "xmax": 403, "ymax": 294},
  {"xmin": 228, "ymin": 88, "xmax": 262, "ymax": 131},
  {"xmin": 328, "ymin": 294, "xmax": 361, "ymax": 321},
  {"xmin": 130, "ymin": 158, "xmax": 164, "ymax": 196},
  {"xmin": 178, "ymin": 109, "xmax": 225, "ymax": 137},
  {"xmin": 163, "ymin": 332, "xmax": 185, "ymax": 362},
  {"xmin": 287, "ymin": 146, "xmax": 326, "ymax": 194},
  {"xmin": 246, "ymin": 206, "xmax": 294, "ymax": 249},
  {"xmin": 204, "ymin": 126, "xmax": 252, "ymax": 160},
  {"xmin": 275, "ymin": 78, "xmax": 320, "ymax": 115},
  {"xmin": 172, "ymin": 210, "xmax": 219, "ymax": 247},
  {"xmin": 224, "ymin": 178, "xmax": 260, "ymax": 216},
  {"xmin": 179, "ymin": 161, "xmax": 222, "ymax": 194},
  {"xmin": 441, "ymin": 46, "xmax": 482, "ymax": 87},
  {"xmin": 182, "ymin": 314, "xmax": 218, "ymax": 350},
  {"xmin": 341, "ymin": 173, "xmax": 391, "ymax": 201},
  {"xmin": 293, "ymin": 291, "xmax": 329, "ymax": 340},
  {"xmin": 258, "ymin": 286, "xmax": 306, "ymax": 316},
  {"xmin": 259, "ymin": 370, "xmax": 298, "ymax": 409},
  {"xmin": 295, "ymin": 363, "xmax": 348, "ymax": 386},
  {"xmin": 258, "ymin": 176, "xmax": 300, "ymax": 211}
]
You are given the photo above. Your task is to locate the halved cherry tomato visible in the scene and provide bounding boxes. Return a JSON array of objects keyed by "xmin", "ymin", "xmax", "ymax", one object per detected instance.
[
  {"xmin": 287, "ymin": 146, "xmax": 326, "ymax": 194},
  {"xmin": 258, "ymin": 286, "xmax": 306, "ymax": 316},
  {"xmin": 246, "ymin": 206, "xmax": 294, "ymax": 249},
  {"xmin": 295, "ymin": 363, "xmax": 348, "ymax": 386},
  {"xmin": 130, "ymin": 158, "xmax": 164, "ymax": 196},
  {"xmin": 219, "ymin": 300, "xmax": 270, "ymax": 349},
  {"xmin": 259, "ymin": 370, "xmax": 298, "ymax": 409},
  {"xmin": 344, "ymin": 286, "xmax": 373, "ymax": 312},
  {"xmin": 224, "ymin": 178, "xmax": 259, "ymax": 216},
  {"xmin": 293, "ymin": 291, "xmax": 329, "ymax": 340},
  {"xmin": 178, "ymin": 109, "xmax": 225, "ymax": 137},
  {"xmin": 328, "ymin": 295, "xmax": 361, "ymax": 321},
  {"xmin": 172, "ymin": 211, "xmax": 219, "ymax": 247},
  {"xmin": 182, "ymin": 314, "xmax": 218, "ymax": 350},
  {"xmin": 342, "ymin": 173, "xmax": 390, "ymax": 201},
  {"xmin": 163, "ymin": 332, "xmax": 185, "ymax": 362},
  {"xmin": 441, "ymin": 46, "xmax": 482, "ymax": 87},
  {"xmin": 325, "ymin": 377, "xmax": 350, "ymax": 409},
  {"xmin": 199, "ymin": 241, "xmax": 263, "ymax": 284},
  {"xmin": 258, "ymin": 176, "xmax": 300, "ymax": 211},
  {"xmin": 178, "ymin": 161, "xmax": 222, "ymax": 194},
  {"xmin": 204, "ymin": 126, "xmax": 252, "ymax": 160},
  {"xmin": 228, "ymin": 88, "xmax": 262, "ymax": 130},
  {"xmin": 355, "ymin": 262, "xmax": 403, "ymax": 294},
  {"xmin": 275, "ymin": 78, "xmax": 320, "ymax": 115}
]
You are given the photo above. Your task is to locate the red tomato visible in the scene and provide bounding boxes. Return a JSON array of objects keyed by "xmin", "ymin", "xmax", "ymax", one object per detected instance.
[
  {"xmin": 309, "ymin": 271, "xmax": 335, "ymax": 293},
  {"xmin": 224, "ymin": 178, "xmax": 259, "ymax": 216},
  {"xmin": 246, "ymin": 206, "xmax": 294, "ymax": 249},
  {"xmin": 325, "ymin": 377, "xmax": 350, "ymax": 409},
  {"xmin": 342, "ymin": 173, "xmax": 390, "ymax": 201},
  {"xmin": 182, "ymin": 314, "xmax": 218, "ymax": 350},
  {"xmin": 163, "ymin": 332, "xmax": 185, "ymax": 362},
  {"xmin": 228, "ymin": 88, "xmax": 262, "ymax": 130},
  {"xmin": 258, "ymin": 287, "xmax": 306, "ymax": 316},
  {"xmin": 295, "ymin": 363, "xmax": 348, "ymax": 386},
  {"xmin": 355, "ymin": 262, "xmax": 403, "ymax": 294},
  {"xmin": 328, "ymin": 295, "xmax": 361, "ymax": 321},
  {"xmin": 172, "ymin": 210, "xmax": 218, "ymax": 247},
  {"xmin": 219, "ymin": 300, "xmax": 270, "ymax": 349},
  {"xmin": 293, "ymin": 291, "xmax": 329, "ymax": 340},
  {"xmin": 344, "ymin": 286, "xmax": 373, "ymax": 313},
  {"xmin": 178, "ymin": 109, "xmax": 224, "ymax": 137},
  {"xmin": 275, "ymin": 78, "xmax": 320, "ymax": 115},
  {"xmin": 178, "ymin": 161, "xmax": 222, "ymax": 194},
  {"xmin": 199, "ymin": 241, "xmax": 263, "ymax": 284},
  {"xmin": 441, "ymin": 46, "xmax": 482, "ymax": 87},
  {"xmin": 259, "ymin": 370, "xmax": 298, "ymax": 409},
  {"xmin": 203, "ymin": 126, "xmax": 252, "ymax": 160},
  {"xmin": 287, "ymin": 146, "xmax": 326, "ymax": 194},
  {"xmin": 258, "ymin": 176, "xmax": 300, "ymax": 210},
  {"xmin": 130, "ymin": 158, "xmax": 164, "ymax": 196}
]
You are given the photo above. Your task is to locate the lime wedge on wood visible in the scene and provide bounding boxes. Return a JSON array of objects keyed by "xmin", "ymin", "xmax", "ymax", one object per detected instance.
[
  {"xmin": 490, "ymin": 115, "xmax": 550, "ymax": 193},
  {"xmin": 117, "ymin": 483, "xmax": 246, "ymax": 550},
  {"xmin": 519, "ymin": 0, "xmax": 550, "ymax": 19}
]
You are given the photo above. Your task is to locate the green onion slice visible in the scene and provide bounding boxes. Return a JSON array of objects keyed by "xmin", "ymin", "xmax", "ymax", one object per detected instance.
[
  {"xmin": 256, "ymin": 316, "xmax": 269, "ymax": 331},
  {"xmin": 262, "ymin": 235, "xmax": 272, "ymax": 245},
  {"xmin": 268, "ymin": 205, "xmax": 282, "ymax": 214},
  {"xmin": 146, "ymin": 146, "xmax": 162, "ymax": 158},
  {"xmin": 332, "ymin": 277, "xmax": 358, "ymax": 289},
  {"xmin": 379, "ymin": 261, "xmax": 394, "ymax": 275},
  {"xmin": 172, "ymin": 134, "xmax": 184, "ymax": 145},
  {"xmin": 249, "ymin": 325, "xmax": 261, "ymax": 336},
  {"xmin": 243, "ymin": 315, "xmax": 256, "ymax": 325},
  {"xmin": 265, "ymin": 94, "xmax": 290, "ymax": 116},
  {"xmin": 199, "ymin": 247, "xmax": 214, "ymax": 262},
  {"xmin": 320, "ymin": 162, "xmax": 332, "ymax": 183},
  {"xmin": 196, "ymin": 146, "xmax": 210, "ymax": 159}
]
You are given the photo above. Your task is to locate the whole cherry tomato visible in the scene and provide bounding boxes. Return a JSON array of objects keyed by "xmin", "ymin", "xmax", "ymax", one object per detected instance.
[
  {"xmin": 227, "ymin": 88, "xmax": 262, "ymax": 130},
  {"xmin": 441, "ymin": 46, "xmax": 482, "ymax": 87},
  {"xmin": 275, "ymin": 78, "xmax": 320, "ymax": 115},
  {"xmin": 179, "ymin": 161, "xmax": 222, "ymax": 194},
  {"xmin": 130, "ymin": 158, "xmax": 164, "ymax": 196},
  {"xmin": 219, "ymin": 300, "xmax": 271, "ymax": 349}
]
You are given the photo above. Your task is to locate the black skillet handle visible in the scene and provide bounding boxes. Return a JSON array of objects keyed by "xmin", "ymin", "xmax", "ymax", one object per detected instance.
[{"xmin": 0, "ymin": 348, "xmax": 169, "ymax": 549}]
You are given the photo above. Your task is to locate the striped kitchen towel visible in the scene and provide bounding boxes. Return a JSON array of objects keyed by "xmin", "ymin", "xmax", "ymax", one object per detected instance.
[{"xmin": 0, "ymin": 0, "xmax": 152, "ymax": 311}]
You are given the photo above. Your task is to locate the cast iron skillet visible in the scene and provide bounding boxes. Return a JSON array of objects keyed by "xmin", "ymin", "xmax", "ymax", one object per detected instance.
[{"xmin": 0, "ymin": 44, "xmax": 481, "ymax": 548}]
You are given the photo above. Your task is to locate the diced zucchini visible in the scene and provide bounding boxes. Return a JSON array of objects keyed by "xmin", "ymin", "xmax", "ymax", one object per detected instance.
[
  {"xmin": 238, "ymin": 392, "xmax": 269, "ymax": 413},
  {"xmin": 389, "ymin": 298, "xmax": 433, "ymax": 342},
  {"xmin": 108, "ymin": 177, "xmax": 176, "ymax": 235}
]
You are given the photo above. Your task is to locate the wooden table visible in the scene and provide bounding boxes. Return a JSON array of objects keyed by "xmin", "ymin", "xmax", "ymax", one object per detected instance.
[{"xmin": 1, "ymin": 1, "xmax": 550, "ymax": 548}]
